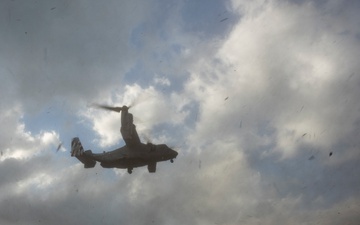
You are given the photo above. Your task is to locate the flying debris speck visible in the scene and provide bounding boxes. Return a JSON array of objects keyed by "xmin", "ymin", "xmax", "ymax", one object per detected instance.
[
  {"xmin": 224, "ymin": 97, "xmax": 229, "ymax": 101},
  {"xmin": 51, "ymin": 7, "xmax": 56, "ymax": 10},
  {"xmin": 308, "ymin": 155, "xmax": 315, "ymax": 160},
  {"xmin": 56, "ymin": 143, "xmax": 62, "ymax": 152},
  {"xmin": 302, "ymin": 133, "xmax": 307, "ymax": 137},
  {"xmin": 220, "ymin": 18, "xmax": 228, "ymax": 22},
  {"xmin": 329, "ymin": 152, "xmax": 333, "ymax": 157}
]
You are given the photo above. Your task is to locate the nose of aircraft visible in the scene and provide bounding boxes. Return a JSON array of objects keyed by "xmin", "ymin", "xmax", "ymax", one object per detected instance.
[{"xmin": 171, "ymin": 149, "xmax": 178, "ymax": 158}]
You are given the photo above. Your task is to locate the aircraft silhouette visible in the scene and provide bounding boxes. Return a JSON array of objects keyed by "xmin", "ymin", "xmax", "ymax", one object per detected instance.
[{"xmin": 71, "ymin": 105, "xmax": 178, "ymax": 174}]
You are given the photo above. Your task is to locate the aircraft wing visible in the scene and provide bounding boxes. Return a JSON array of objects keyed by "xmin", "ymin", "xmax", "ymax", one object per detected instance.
[{"xmin": 120, "ymin": 111, "xmax": 141, "ymax": 148}]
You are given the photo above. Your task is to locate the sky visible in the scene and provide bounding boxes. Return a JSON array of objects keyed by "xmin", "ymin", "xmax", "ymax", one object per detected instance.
[{"xmin": 1, "ymin": 0, "xmax": 360, "ymax": 224}]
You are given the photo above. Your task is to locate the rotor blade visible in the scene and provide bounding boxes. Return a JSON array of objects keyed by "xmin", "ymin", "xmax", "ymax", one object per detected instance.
[
  {"xmin": 93, "ymin": 104, "xmax": 122, "ymax": 112},
  {"xmin": 128, "ymin": 93, "xmax": 153, "ymax": 108}
]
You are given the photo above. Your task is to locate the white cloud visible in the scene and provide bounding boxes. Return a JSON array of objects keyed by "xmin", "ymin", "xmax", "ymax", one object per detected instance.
[
  {"xmin": 182, "ymin": 0, "xmax": 360, "ymax": 160},
  {"xmin": 82, "ymin": 84, "xmax": 189, "ymax": 147},
  {"xmin": 153, "ymin": 75, "xmax": 171, "ymax": 86},
  {"xmin": 0, "ymin": 104, "xmax": 60, "ymax": 161}
]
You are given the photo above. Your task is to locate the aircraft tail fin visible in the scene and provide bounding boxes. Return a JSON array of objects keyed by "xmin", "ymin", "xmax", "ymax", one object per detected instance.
[{"xmin": 71, "ymin": 137, "xmax": 96, "ymax": 168}]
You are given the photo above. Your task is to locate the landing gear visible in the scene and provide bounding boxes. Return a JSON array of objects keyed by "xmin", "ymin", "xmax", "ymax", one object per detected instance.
[
  {"xmin": 127, "ymin": 168, "xmax": 133, "ymax": 174},
  {"xmin": 170, "ymin": 159, "xmax": 174, "ymax": 163}
]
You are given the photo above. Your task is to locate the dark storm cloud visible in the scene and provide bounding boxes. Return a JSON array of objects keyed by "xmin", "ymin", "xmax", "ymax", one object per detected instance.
[
  {"xmin": 1, "ymin": 0, "xmax": 238, "ymax": 114},
  {"xmin": 0, "ymin": 0, "xmax": 154, "ymax": 113},
  {"xmin": 245, "ymin": 139, "xmax": 360, "ymax": 208},
  {"xmin": 0, "ymin": 154, "xmax": 53, "ymax": 187}
]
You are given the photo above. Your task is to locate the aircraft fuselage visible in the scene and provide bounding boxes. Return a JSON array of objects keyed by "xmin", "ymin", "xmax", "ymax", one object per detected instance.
[
  {"xmin": 90, "ymin": 143, "xmax": 178, "ymax": 170},
  {"xmin": 71, "ymin": 105, "xmax": 178, "ymax": 174}
]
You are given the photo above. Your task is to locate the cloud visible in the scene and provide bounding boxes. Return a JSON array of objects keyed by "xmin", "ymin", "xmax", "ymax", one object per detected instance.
[
  {"xmin": 0, "ymin": 104, "xmax": 61, "ymax": 161},
  {"xmin": 81, "ymin": 84, "xmax": 189, "ymax": 147},
  {"xmin": 153, "ymin": 75, "xmax": 171, "ymax": 86},
  {"xmin": 1, "ymin": 0, "xmax": 360, "ymax": 224},
  {"xmin": 0, "ymin": 0, "xmax": 158, "ymax": 113},
  {"xmin": 186, "ymin": 0, "xmax": 360, "ymax": 159}
]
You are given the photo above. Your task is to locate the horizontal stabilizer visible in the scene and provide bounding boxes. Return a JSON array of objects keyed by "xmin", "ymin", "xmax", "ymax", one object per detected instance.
[{"xmin": 77, "ymin": 150, "xmax": 96, "ymax": 168}]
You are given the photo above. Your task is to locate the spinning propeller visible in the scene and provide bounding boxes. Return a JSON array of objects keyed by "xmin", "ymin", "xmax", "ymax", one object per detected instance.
[
  {"xmin": 92, "ymin": 104, "xmax": 129, "ymax": 113},
  {"xmin": 91, "ymin": 93, "xmax": 151, "ymax": 113}
]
